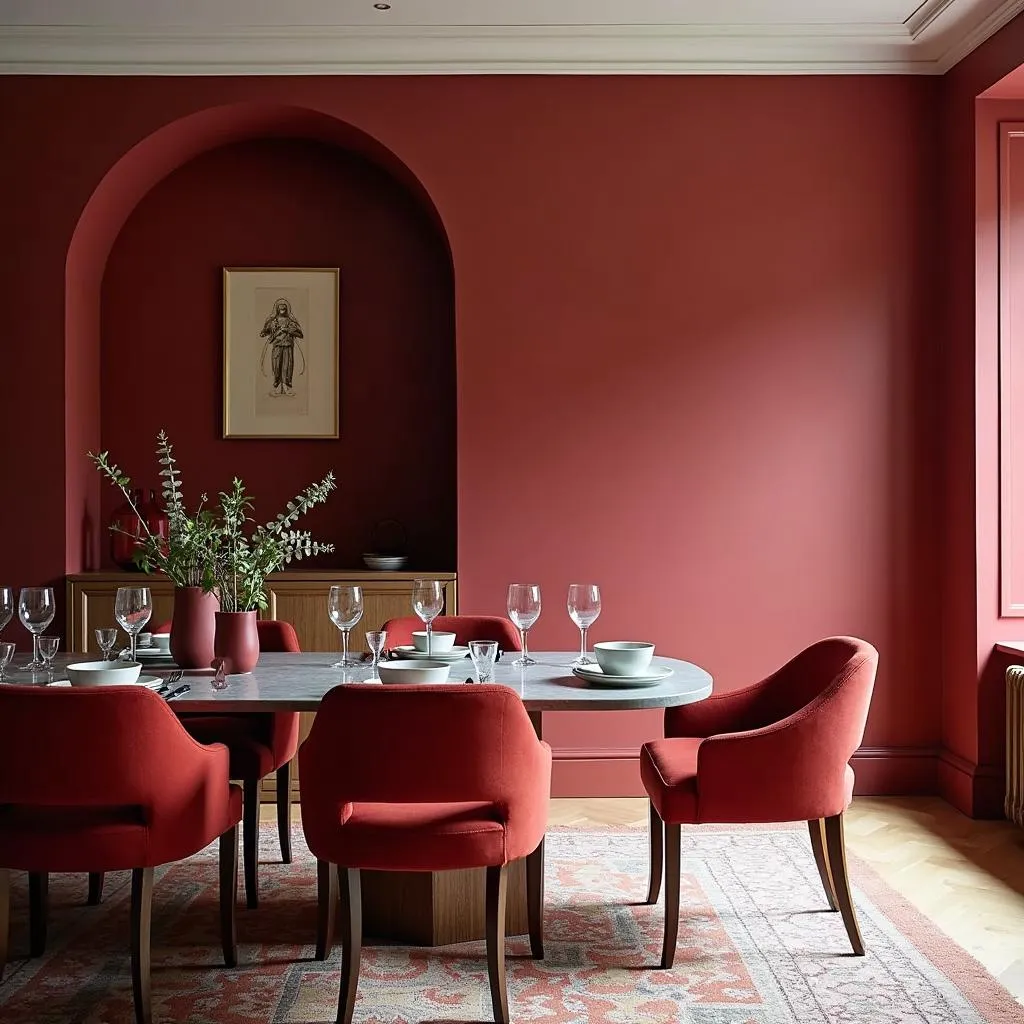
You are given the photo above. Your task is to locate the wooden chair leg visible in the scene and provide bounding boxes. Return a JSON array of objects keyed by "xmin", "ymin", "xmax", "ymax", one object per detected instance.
[
  {"xmin": 660, "ymin": 822, "xmax": 681, "ymax": 969},
  {"xmin": 130, "ymin": 867, "xmax": 154, "ymax": 1024},
  {"xmin": 276, "ymin": 761, "xmax": 292, "ymax": 864},
  {"xmin": 220, "ymin": 824, "xmax": 239, "ymax": 968},
  {"xmin": 525, "ymin": 839, "xmax": 545, "ymax": 959},
  {"xmin": 88, "ymin": 872, "xmax": 105, "ymax": 906},
  {"xmin": 243, "ymin": 776, "xmax": 260, "ymax": 910},
  {"xmin": 29, "ymin": 871, "xmax": 48, "ymax": 957},
  {"xmin": 336, "ymin": 867, "xmax": 362, "ymax": 1024},
  {"xmin": 807, "ymin": 818, "xmax": 839, "ymax": 911},
  {"xmin": 0, "ymin": 869, "xmax": 9, "ymax": 982},
  {"xmin": 823, "ymin": 812, "xmax": 865, "ymax": 955},
  {"xmin": 485, "ymin": 864, "xmax": 509, "ymax": 1024},
  {"xmin": 646, "ymin": 800, "xmax": 664, "ymax": 905},
  {"xmin": 315, "ymin": 859, "xmax": 338, "ymax": 961}
]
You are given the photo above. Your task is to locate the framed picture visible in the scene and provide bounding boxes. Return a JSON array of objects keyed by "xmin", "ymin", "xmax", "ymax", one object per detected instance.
[{"xmin": 223, "ymin": 267, "xmax": 340, "ymax": 439}]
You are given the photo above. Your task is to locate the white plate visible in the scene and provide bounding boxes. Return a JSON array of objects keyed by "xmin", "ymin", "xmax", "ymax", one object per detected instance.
[
  {"xmin": 135, "ymin": 648, "xmax": 175, "ymax": 660},
  {"xmin": 52, "ymin": 675, "xmax": 166, "ymax": 690},
  {"xmin": 391, "ymin": 645, "xmax": 470, "ymax": 661},
  {"xmin": 571, "ymin": 664, "xmax": 674, "ymax": 688}
]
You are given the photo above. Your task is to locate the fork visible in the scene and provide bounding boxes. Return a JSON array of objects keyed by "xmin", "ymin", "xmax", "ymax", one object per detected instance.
[{"xmin": 160, "ymin": 670, "xmax": 183, "ymax": 691}]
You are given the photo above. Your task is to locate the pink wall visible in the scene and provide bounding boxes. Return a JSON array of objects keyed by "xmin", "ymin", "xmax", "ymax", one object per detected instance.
[{"xmin": 0, "ymin": 74, "xmax": 943, "ymax": 793}]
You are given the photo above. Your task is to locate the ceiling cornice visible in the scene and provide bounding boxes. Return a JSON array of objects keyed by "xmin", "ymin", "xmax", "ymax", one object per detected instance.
[{"xmin": 0, "ymin": 2, "xmax": 1022, "ymax": 76}]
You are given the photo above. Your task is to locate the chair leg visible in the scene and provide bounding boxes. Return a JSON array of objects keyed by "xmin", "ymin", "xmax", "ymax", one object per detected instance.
[
  {"xmin": 485, "ymin": 864, "xmax": 509, "ymax": 1024},
  {"xmin": 88, "ymin": 872, "xmax": 105, "ymax": 906},
  {"xmin": 660, "ymin": 822, "xmax": 681, "ymax": 969},
  {"xmin": 315, "ymin": 858, "xmax": 338, "ymax": 961},
  {"xmin": 646, "ymin": 800, "xmax": 664, "ymax": 905},
  {"xmin": 807, "ymin": 819, "xmax": 839, "ymax": 911},
  {"xmin": 29, "ymin": 872, "xmax": 48, "ymax": 957},
  {"xmin": 220, "ymin": 824, "xmax": 239, "ymax": 968},
  {"xmin": 0, "ymin": 869, "xmax": 9, "ymax": 981},
  {"xmin": 276, "ymin": 761, "xmax": 292, "ymax": 864},
  {"xmin": 336, "ymin": 867, "xmax": 362, "ymax": 1024},
  {"xmin": 243, "ymin": 776, "xmax": 260, "ymax": 910},
  {"xmin": 823, "ymin": 812, "xmax": 865, "ymax": 956},
  {"xmin": 130, "ymin": 867, "xmax": 154, "ymax": 1024},
  {"xmin": 525, "ymin": 839, "xmax": 545, "ymax": 959}
]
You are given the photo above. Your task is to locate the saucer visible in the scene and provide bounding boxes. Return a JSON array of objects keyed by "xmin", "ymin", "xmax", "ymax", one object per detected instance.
[
  {"xmin": 571, "ymin": 664, "xmax": 673, "ymax": 688},
  {"xmin": 391, "ymin": 645, "xmax": 470, "ymax": 662},
  {"xmin": 135, "ymin": 647, "xmax": 175, "ymax": 661}
]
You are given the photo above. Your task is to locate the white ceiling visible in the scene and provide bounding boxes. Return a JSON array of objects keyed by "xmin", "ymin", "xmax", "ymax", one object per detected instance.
[{"xmin": 0, "ymin": 0, "xmax": 1021, "ymax": 74}]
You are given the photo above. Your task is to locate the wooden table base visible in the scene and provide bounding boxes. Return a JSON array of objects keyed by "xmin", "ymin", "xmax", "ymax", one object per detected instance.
[{"xmin": 359, "ymin": 858, "xmax": 527, "ymax": 946}]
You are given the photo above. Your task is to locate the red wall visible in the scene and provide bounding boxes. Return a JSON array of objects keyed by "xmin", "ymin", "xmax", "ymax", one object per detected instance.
[{"xmin": 0, "ymin": 74, "xmax": 944, "ymax": 793}]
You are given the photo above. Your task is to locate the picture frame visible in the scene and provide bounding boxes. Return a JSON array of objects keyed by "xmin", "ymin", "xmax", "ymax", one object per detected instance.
[{"xmin": 223, "ymin": 267, "xmax": 340, "ymax": 439}]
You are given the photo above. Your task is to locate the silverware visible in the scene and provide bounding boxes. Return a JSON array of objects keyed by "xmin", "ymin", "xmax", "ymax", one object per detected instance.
[
  {"xmin": 166, "ymin": 669, "xmax": 183, "ymax": 685},
  {"xmin": 164, "ymin": 681, "xmax": 190, "ymax": 701}
]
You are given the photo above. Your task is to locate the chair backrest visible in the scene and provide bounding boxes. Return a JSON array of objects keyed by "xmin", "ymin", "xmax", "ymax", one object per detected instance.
[
  {"xmin": 381, "ymin": 615, "xmax": 521, "ymax": 650},
  {"xmin": 153, "ymin": 618, "xmax": 301, "ymax": 652}
]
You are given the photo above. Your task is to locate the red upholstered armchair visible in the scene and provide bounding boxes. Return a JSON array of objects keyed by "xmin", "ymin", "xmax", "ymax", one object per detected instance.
[
  {"xmin": 381, "ymin": 614, "xmax": 521, "ymax": 651},
  {"xmin": 641, "ymin": 636, "xmax": 878, "ymax": 967},
  {"xmin": 300, "ymin": 683, "xmax": 551, "ymax": 1024},
  {"xmin": 0, "ymin": 685, "xmax": 241, "ymax": 1024}
]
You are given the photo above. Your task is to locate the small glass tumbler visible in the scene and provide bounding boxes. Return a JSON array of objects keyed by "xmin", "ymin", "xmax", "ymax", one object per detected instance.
[
  {"xmin": 0, "ymin": 641, "xmax": 15, "ymax": 681},
  {"xmin": 38, "ymin": 635, "xmax": 59, "ymax": 678},
  {"xmin": 95, "ymin": 627, "xmax": 119, "ymax": 661},
  {"xmin": 469, "ymin": 640, "xmax": 499, "ymax": 683},
  {"xmin": 366, "ymin": 630, "xmax": 387, "ymax": 681}
]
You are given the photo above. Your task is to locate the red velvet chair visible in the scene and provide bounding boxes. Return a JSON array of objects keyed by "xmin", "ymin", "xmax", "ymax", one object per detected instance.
[
  {"xmin": 641, "ymin": 636, "xmax": 878, "ymax": 967},
  {"xmin": 299, "ymin": 683, "xmax": 551, "ymax": 1024},
  {"xmin": 147, "ymin": 618, "xmax": 302, "ymax": 910},
  {"xmin": 381, "ymin": 614, "xmax": 521, "ymax": 651},
  {"xmin": 0, "ymin": 685, "xmax": 241, "ymax": 1024}
]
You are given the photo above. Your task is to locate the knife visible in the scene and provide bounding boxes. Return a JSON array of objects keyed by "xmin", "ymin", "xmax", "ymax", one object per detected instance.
[{"xmin": 164, "ymin": 682, "xmax": 191, "ymax": 700}]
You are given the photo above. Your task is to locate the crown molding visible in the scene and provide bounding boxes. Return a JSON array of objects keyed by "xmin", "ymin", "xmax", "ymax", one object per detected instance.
[{"xmin": 0, "ymin": 4, "xmax": 1020, "ymax": 76}]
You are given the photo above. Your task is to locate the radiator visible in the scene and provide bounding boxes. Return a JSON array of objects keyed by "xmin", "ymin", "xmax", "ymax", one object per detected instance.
[{"xmin": 1007, "ymin": 666, "xmax": 1024, "ymax": 826}]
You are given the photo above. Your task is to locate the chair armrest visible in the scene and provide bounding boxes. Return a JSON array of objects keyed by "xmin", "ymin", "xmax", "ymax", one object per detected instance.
[{"xmin": 665, "ymin": 676, "xmax": 776, "ymax": 738}]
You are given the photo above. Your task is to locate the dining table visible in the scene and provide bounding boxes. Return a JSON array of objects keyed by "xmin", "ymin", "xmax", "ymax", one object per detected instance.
[{"xmin": 6, "ymin": 649, "xmax": 713, "ymax": 945}]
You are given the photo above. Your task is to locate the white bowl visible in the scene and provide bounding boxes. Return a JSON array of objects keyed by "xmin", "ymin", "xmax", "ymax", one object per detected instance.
[
  {"xmin": 150, "ymin": 634, "xmax": 171, "ymax": 652},
  {"xmin": 66, "ymin": 660, "xmax": 143, "ymax": 686},
  {"xmin": 377, "ymin": 660, "xmax": 452, "ymax": 684},
  {"xmin": 412, "ymin": 630, "xmax": 456, "ymax": 653},
  {"xmin": 593, "ymin": 642, "xmax": 655, "ymax": 677},
  {"xmin": 363, "ymin": 553, "xmax": 408, "ymax": 570}
]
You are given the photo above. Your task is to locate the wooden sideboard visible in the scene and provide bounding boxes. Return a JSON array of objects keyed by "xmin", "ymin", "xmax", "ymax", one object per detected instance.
[{"xmin": 65, "ymin": 570, "xmax": 458, "ymax": 802}]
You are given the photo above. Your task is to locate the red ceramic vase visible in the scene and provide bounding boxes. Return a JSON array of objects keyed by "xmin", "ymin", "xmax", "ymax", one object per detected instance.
[
  {"xmin": 170, "ymin": 587, "xmax": 219, "ymax": 670},
  {"xmin": 214, "ymin": 610, "xmax": 260, "ymax": 675}
]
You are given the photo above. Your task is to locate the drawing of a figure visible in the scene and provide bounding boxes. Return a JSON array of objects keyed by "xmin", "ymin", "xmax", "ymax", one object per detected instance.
[{"xmin": 259, "ymin": 297, "xmax": 305, "ymax": 396}]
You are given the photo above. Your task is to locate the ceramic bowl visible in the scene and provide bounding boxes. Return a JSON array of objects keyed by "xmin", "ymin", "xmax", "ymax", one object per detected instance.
[
  {"xmin": 150, "ymin": 634, "xmax": 171, "ymax": 652},
  {"xmin": 363, "ymin": 553, "xmax": 408, "ymax": 571},
  {"xmin": 412, "ymin": 630, "xmax": 456, "ymax": 653},
  {"xmin": 66, "ymin": 660, "xmax": 143, "ymax": 686},
  {"xmin": 593, "ymin": 641, "xmax": 655, "ymax": 676},
  {"xmin": 377, "ymin": 660, "xmax": 452, "ymax": 684}
]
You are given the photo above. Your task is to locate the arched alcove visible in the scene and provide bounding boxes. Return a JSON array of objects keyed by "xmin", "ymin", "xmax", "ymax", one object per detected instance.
[{"xmin": 65, "ymin": 103, "xmax": 455, "ymax": 571}]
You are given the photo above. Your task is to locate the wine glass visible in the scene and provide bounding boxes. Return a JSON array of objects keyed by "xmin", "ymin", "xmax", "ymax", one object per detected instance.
[
  {"xmin": 507, "ymin": 583, "xmax": 541, "ymax": 667},
  {"xmin": 0, "ymin": 642, "xmax": 14, "ymax": 682},
  {"xmin": 114, "ymin": 586, "xmax": 152, "ymax": 663},
  {"xmin": 328, "ymin": 585, "xmax": 364, "ymax": 668},
  {"xmin": 38, "ymin": 636, "xmax": 59, "ymax": 679},
  {"xmin": 469, "ymin": 640, "xmax": 498, "ymax": 683},
  {"xmin": 94, "ymin": 627, "xmax": 119, "ymax": 661},
  {"xmin": 19, "ymin": 587, "xmax": 55, "ymax": 669},
  {"xmin": 0, "ymin": 587, "xmax": 13, "ymax": 636},
  {"xmin": 567, "ymin": 583, "xmax": 602, "ymax": 666},
  {"xmin": 411, "ymin": 579, "xmax": 444, "ymax": 657},
  {"xmin": 366, "ymin": 630, "xmax": 387, "ymax": 681}
]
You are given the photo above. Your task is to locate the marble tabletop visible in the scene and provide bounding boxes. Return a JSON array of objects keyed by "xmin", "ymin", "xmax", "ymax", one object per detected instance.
[{"xmin": 8, "ymin": 651, "xmax": 713, "ymax": 713}]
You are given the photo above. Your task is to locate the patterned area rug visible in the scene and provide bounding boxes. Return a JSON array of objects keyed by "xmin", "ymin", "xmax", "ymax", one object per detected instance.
[{"xmin": 0, "ymin": 823, "xmax": 1018, "ymax": 1023}]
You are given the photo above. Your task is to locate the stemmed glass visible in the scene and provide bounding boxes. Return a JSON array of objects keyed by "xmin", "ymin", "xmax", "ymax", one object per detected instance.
[
  {"xmin": 469, "ymin": 640, "xmax": 498, "ymax": 683},
  {"xmin": 0, "ymin": 642, "xmax": 14, "ymax": 681},
  {"xmin": 411, "ymin": 579, "xmax": 444, "ymax": 657},
  {"xmin": 328, "ymin": 585, "xmax": 363, "ymax": 668},
  {"xmin": 19, "ymin": 587, "xmax": 55, "ymax": 670},
  {"xmin": 94, "ymin": 627, "xmax": 119, "ymax": 661},
  {"xmin": 38, "ymin": 636, "xmax": 59, "ymax": 679},
  {"xmin": 567, "ymin": 583, "xmax": 602, "ymax": 666},
  {"xmin": 0, "ymin": 587, "xmax": 13, "ymax": 636},
  {"xmin": 114, "ymin": 586, "xmax": 152, "ymax": 663},
  {"xmin": 507, "ymin": 583, "xmax": 541, "ymax": 667},
  {"xmin": 366, "ymin": 630, "xmax": 387, "ymax": 681}
]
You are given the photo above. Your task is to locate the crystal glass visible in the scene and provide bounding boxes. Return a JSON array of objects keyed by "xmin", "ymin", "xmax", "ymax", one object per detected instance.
[
  {"xmin": 38, "ymin": 635, "xmax": 59, "ymax": 678},
  {"xmin": 0, "ymin": 642, "xmax": 14, "ymax": 681},
  {"xmin": 0, "ymin": 587, "xmax": 13, "ymax": 636},
  {"xmin": 366, "ymin": 630, "xmax": 387, "ymax": 681},
  {"xmin": 19, "ymin": 586, "xmax": 55, "ymax": 669},
  {"xmin": 507, "ymin": 583, "xmax": 541, "ymax": 667},
  {"xmin": 469, "ymin": 640, "xmax": 498, "ymax": 683},
  {"xmin": 210, "ymin": 657, "xmax": 230, "ymax": 691},
  {"xmin": 328, "ymin": 585, "xmax": 364, "ymax": 668},
  {"xmin": 567, "ymin": 583, "xmax": 602, "ymax": 666},
  {"xmin": 114, "ymin": 586, "xmax": 153, "ymax": 662},
  {"xmin": 411, "ymin": 579, "xmax": 444, "ymax": 657},
  {"xmin": 94, "ymin": 627, "xmax": 119, "ymax": 661}
]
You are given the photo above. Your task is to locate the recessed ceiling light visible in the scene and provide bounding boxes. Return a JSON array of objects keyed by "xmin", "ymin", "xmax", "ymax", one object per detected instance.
[{"xmin": 373, "ymin": 3, "xmax": 391, "ymax": 8}]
